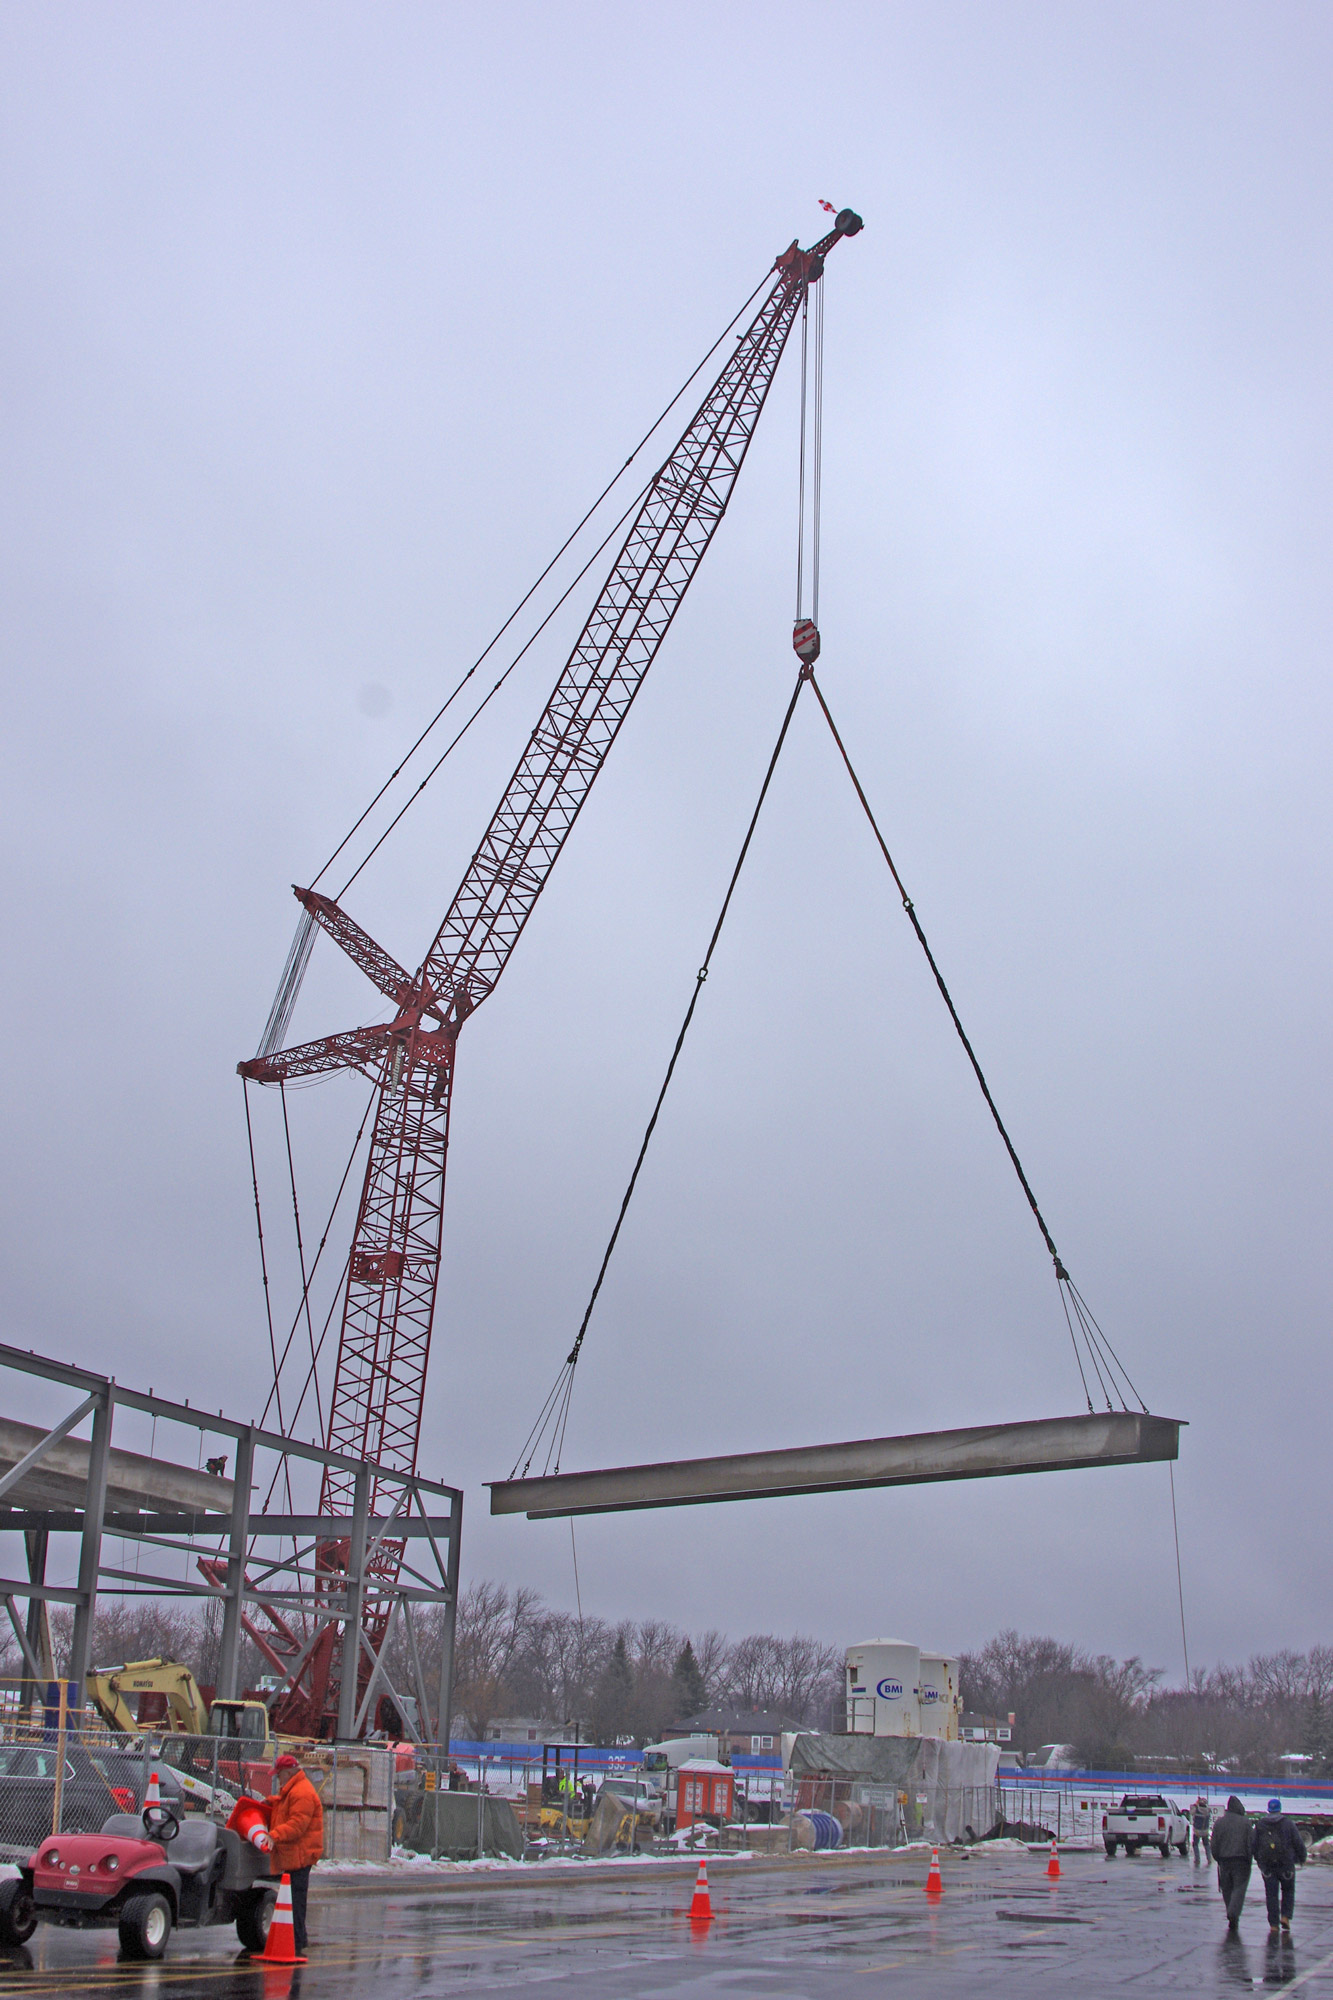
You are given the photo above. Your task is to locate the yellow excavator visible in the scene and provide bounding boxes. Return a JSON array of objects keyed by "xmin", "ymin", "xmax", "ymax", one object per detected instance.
[{"xmin": 86, "ymin": 1658, "xmax": 284, "ymax": 1777}]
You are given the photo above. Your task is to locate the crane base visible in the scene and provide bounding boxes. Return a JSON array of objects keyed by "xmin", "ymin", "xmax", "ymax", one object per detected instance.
[{"xmin": 488, "ymin": 1410, "xmax": 1182, "ymax": 1519}]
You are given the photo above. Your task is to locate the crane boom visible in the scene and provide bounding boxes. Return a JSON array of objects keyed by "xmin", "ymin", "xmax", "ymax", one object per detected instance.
[{"xmin": 239, "ymin": 210, "xmax": 862, "ymax": 1734}]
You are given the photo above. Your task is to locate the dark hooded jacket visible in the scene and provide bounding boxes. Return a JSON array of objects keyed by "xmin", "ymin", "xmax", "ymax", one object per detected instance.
[
  {"xmin": 1210, "ymin": 1797, "xmax": 1254, "ymax": 1863},
  {"xmin": 1253, "ymin": 1812, "xmax": 1306, "ymax": 1876}
]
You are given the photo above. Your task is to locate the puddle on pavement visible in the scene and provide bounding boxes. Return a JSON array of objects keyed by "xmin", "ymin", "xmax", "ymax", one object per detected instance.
[{"xmin": 996, "ymin": 1910, "xmax": 1092, "ymax": 1925}]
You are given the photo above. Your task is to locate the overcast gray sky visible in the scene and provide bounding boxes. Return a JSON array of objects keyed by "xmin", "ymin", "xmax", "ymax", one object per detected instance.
[{"xmin": 2, "ymin": 2, "xmax": 1330, "ymax": 1679}]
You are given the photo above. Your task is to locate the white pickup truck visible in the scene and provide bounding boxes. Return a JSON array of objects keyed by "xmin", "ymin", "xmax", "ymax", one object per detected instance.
[{"xmin": 1102, "ymin": 1792, "xmax": 1189, "ymax": 1857}]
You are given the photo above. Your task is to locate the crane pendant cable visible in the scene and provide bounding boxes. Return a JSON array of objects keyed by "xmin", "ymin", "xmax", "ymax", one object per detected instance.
[{"xmin": 253, "ymin": 272, "xmax": 775, "ymax": 1054}]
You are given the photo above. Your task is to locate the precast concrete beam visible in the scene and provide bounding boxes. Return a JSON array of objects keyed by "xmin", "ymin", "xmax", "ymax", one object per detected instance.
[
  {"xmin": 488, "ymin": 1410, "xmax": 1182, "ymax": 1519},
  {"xmin": 0, "ymin": 1415, "xmax": 234, "ymax": 1516}
]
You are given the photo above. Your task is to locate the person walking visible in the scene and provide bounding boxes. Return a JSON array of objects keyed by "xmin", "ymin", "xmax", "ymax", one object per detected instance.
[
  {"xmin": 1191, "ymin": 1796, "xmax": 1212, "ymax": 1861},
  {"xmin": 262, "ymin": 1753, "xmax": 325, "ymax": 1958},
  {"xmin": 1209, "ymin": 1795, "xmax": 1253, "ymax": 1930},
  {"xmin": 1252, "ymin": 1797, "xmax": 1306, "ymax": 1934}
]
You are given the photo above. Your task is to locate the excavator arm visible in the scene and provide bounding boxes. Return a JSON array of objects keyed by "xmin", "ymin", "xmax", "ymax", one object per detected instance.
[{"xmin": 85, "ymin": 1657, "xmax": 210, "ymax": 1735}]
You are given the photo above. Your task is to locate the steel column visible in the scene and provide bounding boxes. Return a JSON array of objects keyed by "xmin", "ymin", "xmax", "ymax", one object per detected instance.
[
  {"xmin": 22, "ymin": 1528, "xmax": 51, "ymax": 1697},
  {"xmin": 335, "ymin": 1466, "xmax": 371, "ymax": 1741},
  {"xmin": 67, "ymin": 1390, "xmax": 113, "ymax": 1702},
  {"xmin": 435, "ymin": 1491, "xmax": 461, "ymax": 1746},
  {"xmin": 216, "ymin": 1424, "xmax": 254, "ymax": 1700}
]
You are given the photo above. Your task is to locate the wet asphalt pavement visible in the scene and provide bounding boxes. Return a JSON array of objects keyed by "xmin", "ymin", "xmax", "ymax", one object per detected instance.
[{"xmin": 1, "ymin": 1847, "xmax": 1331, "ymax": 1998}]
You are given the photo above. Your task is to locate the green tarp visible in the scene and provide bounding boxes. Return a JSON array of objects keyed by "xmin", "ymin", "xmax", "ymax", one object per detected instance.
[{"xmin": 406, "ymin": 1790, "xmax": 524, "ymax": 1859}]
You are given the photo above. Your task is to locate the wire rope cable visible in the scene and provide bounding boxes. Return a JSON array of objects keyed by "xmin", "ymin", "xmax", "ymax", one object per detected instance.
[
  {"xmin": 515, "ymin": 263, "xmax": 827, "ymax": 1478},
  {"xmin": 794, "ymin": 274, "xmax": 826, "ymax": 625},
  {"xmin": 258, "ymin": 1079, "xmax": 377, "ymax": 1434},
  {"xmin": 251, "ymin": 272, "xmax": 775, "ymax": 1051},
  {"xmin": 511, "ymin": 667, "xmax": 810, "ymax": 1480},
  {"xmin": 811, "ymin": 276, "xmax": 825, "ymax": 625},
  {"xmin": 334, "ymin": 474, "xmax": 656, "ymax": 901},
  {"xmin": 310, "ymin": 271, "xmax": 773, "ymax": 897},
  {"xmin": 1169, "ymin": 1463, "xmax": 1192, "ymax": 1685},
  {"xmin": 279, "ymin": 1081, "xmax": 324, "ymax": 1441},
  {"xmin": 806, "ymin": 669, "xmax": 1146, "ymax": 1414},
  {"xmin": 795, "ymin": 291, "xmax": 809, "ymax": 620}
]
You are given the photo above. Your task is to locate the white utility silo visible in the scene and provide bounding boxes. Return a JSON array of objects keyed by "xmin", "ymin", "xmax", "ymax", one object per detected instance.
[
  {"xmin": 917, "ymin": 1654, "xmax": 961, "ymax": 1741},
  {"xmin": 845, "ymin": 1640, "xmax": 921, "ymax": 1737}
]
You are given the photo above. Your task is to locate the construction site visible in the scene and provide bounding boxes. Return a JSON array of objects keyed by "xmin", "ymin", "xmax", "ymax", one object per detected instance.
[{"xmin": 4, "ymin": 6, "xmax": 1330, "ymax": 1996}]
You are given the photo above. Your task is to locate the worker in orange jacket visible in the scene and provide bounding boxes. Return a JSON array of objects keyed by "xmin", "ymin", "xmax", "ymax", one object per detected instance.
[{"xmin": 260, "ymin": 1754, "xmax": 324, "ymax": 1955}]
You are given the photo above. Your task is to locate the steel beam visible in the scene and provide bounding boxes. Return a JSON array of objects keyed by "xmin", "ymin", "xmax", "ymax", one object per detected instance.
[
  {"xmin": 0, "ymin": 1510, "xmax": 456, "ymax": 1537},
  {"xmin": 488, "ymin": 1411, "xmax": 1183, "ymax": 1519},
  {"xmin": 0, "ymin": 1342, "xmax": 461, "ymax": 1499}
]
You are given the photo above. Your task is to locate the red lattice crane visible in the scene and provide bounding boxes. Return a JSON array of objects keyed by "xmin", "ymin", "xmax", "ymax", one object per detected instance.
[{"xmin": 239, "ymin": 208, "xmax": 863, "ymax": 1734}]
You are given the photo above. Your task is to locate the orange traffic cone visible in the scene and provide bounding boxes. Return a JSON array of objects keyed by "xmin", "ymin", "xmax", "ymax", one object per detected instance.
[
  {"xmin": 925, "ymin": 1846, "xmax": 943, "ymax": 1896},
  {"xmin": 260, "ymin": 1874, "xmax": 305, "ymax": 1964},
  {"xmin": 1046, "ymin": 1840, "xmax": 1061, "ymax": 1880},
  {"xmin": 689, "ymin": 1860, "xmax": 713, "ymax": 1923},
  {"xmin": 144, "ymin": 1759, "xmax": 161, "ymax": 1810}
]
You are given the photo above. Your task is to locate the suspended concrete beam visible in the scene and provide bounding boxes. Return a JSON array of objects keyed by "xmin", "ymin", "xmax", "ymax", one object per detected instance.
[{"xmin": 488, "ymin": 1410, "xmax": 1182, "ymax": 1520}]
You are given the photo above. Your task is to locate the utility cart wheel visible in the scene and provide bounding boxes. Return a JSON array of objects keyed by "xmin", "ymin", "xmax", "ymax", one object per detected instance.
[
  {"xmin": 236, "ymin": 1892, "xmax": 274, "ymax": 1953},
  {"xmin": 118, "ymin": 1891, "xmax": 172, "ymax": 1960},
  {"xmin": 0, "ymin": 1883, "xmax": 36, "ymax": 1946}
]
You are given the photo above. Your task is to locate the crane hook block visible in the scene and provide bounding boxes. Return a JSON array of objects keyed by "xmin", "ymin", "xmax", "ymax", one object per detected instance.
[{"xmin": 793, "ymin": 618, "xmax": 821, "ymax": 663}]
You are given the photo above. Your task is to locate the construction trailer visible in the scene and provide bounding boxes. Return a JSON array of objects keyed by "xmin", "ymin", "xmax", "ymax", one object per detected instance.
[{"xmin": 0, "ymin": 1340, "xmax": 460, "ymax": 1744}]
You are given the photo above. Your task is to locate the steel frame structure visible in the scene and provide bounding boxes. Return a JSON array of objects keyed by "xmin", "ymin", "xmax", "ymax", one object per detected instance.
[
  {"xmin": 0, "ymin": 1341, "xmax": 461, "ymax": 1744},
  {"xmin": 238, "ymin": 210, "xmax": 864, "ymax": 1731}
]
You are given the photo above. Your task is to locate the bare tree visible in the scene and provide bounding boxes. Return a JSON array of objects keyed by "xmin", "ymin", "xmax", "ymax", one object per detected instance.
[
  {"xmin": 451, "ymin": 1581, "xmax": 541, "ymax": 1739},
  {"xmin": 719, "ymin": 1633, "xmax": 839, "ymax": 1725}
]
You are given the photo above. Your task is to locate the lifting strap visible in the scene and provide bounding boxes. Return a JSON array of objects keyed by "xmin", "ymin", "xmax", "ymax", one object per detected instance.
[
  {"xmin": 806, "ymin": 670, "xmax": 1146, "ymax": 1419},
  {"xmin": 511, "ymin": 667, "xmax": 809, "ymax": 1478}
]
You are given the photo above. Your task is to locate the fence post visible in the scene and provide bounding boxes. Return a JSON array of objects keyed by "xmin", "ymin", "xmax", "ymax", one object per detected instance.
[{"xmin": 51, "ymin": 1681, "xmax": 68, "ymax": 1836}]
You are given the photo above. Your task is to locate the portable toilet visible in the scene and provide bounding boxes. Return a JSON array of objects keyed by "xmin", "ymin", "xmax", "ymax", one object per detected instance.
[
  {"xmin": 676, "ymin": 1759, "xmax": 734, "ymax": 1831},
  {"xmin": 917, "ymin": 1654, "xmax": 961, "ymax": 1740},
  {"xmin": 845, "ymin": 1640, "xmax": 921, "ymax": 1736}
]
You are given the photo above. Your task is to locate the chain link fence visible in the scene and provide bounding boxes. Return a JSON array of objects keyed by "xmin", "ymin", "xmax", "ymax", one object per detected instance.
[
  {"xmin": 0, "ymin": 1679, "xmax": 237, "ymax": 1861},
  {"xmin": 0, "ymin": 1682, "xmax": 399, "ymax": 1866}
]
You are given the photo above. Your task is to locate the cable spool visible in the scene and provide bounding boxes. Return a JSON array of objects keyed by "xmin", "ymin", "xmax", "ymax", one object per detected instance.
[{"xmin": 796, "ymin": 1809, "xmax": 843, "ymax": 1851}]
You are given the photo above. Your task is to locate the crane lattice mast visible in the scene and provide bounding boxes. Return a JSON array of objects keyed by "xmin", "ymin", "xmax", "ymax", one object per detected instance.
[{"xmin": 239, "ymin": 208, "xmax": 863, "ymax": 1733}]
